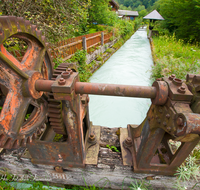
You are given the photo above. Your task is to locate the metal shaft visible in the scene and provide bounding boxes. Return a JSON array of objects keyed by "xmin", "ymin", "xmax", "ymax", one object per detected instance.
[
  {"xmin": 35, "ymin": 80, "xmax": 157, "ymax": 99},
  {"xmin": 75, "ymin": 82, "xmax": 157, "ymax": 99}
]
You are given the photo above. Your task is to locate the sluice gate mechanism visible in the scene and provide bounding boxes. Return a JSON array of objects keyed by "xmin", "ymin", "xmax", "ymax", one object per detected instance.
[{"xmin": 0, "ymin": 16, "xmax": 199, "ymax": 176}]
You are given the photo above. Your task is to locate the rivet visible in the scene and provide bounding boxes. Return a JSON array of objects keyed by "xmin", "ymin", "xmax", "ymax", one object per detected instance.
[
  {"xmin": 167, "ymin": 126, "xmax": 171, "ymax": 131},
  {"xmin": 166, "ymin": 114, "xmax": 170, "ymax": 119},
  {"xmin": 125, "ymin": 137, "xmax": 132, "ymax": 146},
  {"xmin": 58, "ymin": 78, "xmax": 66, "ymax": 85},
  {"xmin": 169, "ymin": 74, "xmax": 176, "ymax": 80},
  {"xmin": 177, "ymin": 85, "xmax": 186, "ymax": 94},
  {"xmin": 163, "ymin": 122, "xmax": 167, "ymax": 126}
]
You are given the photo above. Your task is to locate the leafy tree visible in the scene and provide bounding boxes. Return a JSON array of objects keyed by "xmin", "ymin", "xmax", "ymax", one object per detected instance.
[
  {"xmin": 0, "ymin": 0, "xmax": 90, "ymax": 42},
  {"xmin": 158, "ymin": 0, "xmax": 200, "ymax": 42},
  {"xmin": 88, "ymin": 0, "xmax": 118, "ymax": 26}
]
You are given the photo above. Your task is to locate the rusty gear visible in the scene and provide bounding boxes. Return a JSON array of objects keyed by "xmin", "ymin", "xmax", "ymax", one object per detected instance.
[
  {"xmin": 48, "ymin": 63, "xmax": 78, "ymax": 135},
  {"xmin": 0, "ymin": 16, "xmax": 53, "ymax": 149}
]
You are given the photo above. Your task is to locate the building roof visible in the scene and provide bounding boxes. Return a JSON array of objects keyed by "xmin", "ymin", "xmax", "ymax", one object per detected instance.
[
  {"xmin": 143, "ymin": 10, "xmax": 164, "ymax": 20},
  {"xmin": 117, "ymin": 10, "xmax": 139, "ymax": 16},
  {"xmin": 110, "ymin": 0, "xmax": 119, "ymax": 9}
]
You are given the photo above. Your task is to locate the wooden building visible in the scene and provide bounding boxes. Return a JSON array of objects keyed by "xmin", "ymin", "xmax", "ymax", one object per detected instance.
[
  {"xmin": 117, "ymin": 10, "xmax": 139, "ymax": 20},
  {"xmin": 109, "ymin": 0, "xmax": 119, "ymax": 11}
]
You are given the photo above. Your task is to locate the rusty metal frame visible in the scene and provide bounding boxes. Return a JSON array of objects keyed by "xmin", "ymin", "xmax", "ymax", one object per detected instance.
[{"xmin": 120, "ymin": 75, "xmax": 200, "ymax": 175}]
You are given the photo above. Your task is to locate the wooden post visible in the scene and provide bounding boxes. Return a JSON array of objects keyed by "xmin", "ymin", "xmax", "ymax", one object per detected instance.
[
  {"xmin": 101, "ymin": 32, "xmax": 104, "ymax": 46},
  {"xmin": 82, "ymin": 37, "xmax": 87, "ymax": 51}
]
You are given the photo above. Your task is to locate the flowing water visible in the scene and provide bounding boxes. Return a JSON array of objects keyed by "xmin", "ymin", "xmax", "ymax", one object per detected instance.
[{"xmin": 89, "ymin": 28, "xmax": 153, "ymax": 128}]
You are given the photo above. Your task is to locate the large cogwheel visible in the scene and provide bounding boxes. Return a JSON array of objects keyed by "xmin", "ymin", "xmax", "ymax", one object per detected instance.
[{"xmin": 0, "ymin": 16, "xmax": 53, "ymax": 149}]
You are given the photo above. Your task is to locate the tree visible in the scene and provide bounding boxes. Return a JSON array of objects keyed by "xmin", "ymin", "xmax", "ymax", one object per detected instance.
[
  {"xmin": 88, "ymin": 0, "xmax": 117, "ymax": 26},
  {"xmin": 158, "ymin": 0, "xmax": 200, "ymax": 42},
  {"xmin": 0, "ymin": 0, "xmax": 90, "ymax": 42}
]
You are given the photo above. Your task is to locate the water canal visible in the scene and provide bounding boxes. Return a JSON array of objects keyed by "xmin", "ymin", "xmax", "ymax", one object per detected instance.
[{"xmin": 89, "ymin": 28, "xmax": 154, "ymax": 128}]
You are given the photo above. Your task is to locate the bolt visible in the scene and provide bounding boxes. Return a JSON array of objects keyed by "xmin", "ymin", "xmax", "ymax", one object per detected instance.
[
  {"xmin": 177, "ymin": 85, "xmax": 186, "ymax": 94},
  {"xmin": 166, "ymin": 114, "xmax": 170, "ymax": 119},
  {"xmin": 61, "ymin": 71, "xmax": 70, "ymax": 79},
  {"xmin": 167, "ymin": 126, "xmax": 171, "ymax": 131},
  {"xmin": 89, "ymin": 133, "xmax": 95, "ymax": 141},
  {"xmin": 155, "ymin": 115, "xmax": 159, "ymax": 119},
  {"xmin": 177, "ymin": 117, "xmax": 184, "ymax": 126},
  {"xmin": 125, "ymin": 137, "xmax": 132, "ymax": 146},
  {"xmin": 163, "ymin": 122, "xmax": 167, "ymax": 126},
  {"xmin": 169, "ymin": 74, "xmax": 176, "ymax": 80},
  {"xmin": 58, "ymin": 78, "xmax": 66, "ymax": 85},
  {"xmin": 54, "ymin": 166, "xmax": 63, "ymax": 173},
  {"xmin": 67, "ymin": 68, "xmax": 73, "ymax": 74}
]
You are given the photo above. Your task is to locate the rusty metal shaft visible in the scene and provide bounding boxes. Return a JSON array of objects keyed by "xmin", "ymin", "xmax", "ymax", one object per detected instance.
[
  {"xmin": 75, "ymin": 82, "xmax": 157, "ymax": 99},
  {"xmin": 35, "ymin": 80, "xmax": 156, "ymax": 99}
]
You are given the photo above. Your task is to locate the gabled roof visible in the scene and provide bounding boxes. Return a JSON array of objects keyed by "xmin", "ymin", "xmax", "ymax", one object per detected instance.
[
  {"xmin": 143, "ymin": 10, "xmax": 164, "ymax": 20},
  {"xmin": 110, "ymin": 0, "xmax": 119, "ymax": 9},
  {"xmin": 117, "ymin": 10, "xmax": 139, "ymax": 16}
]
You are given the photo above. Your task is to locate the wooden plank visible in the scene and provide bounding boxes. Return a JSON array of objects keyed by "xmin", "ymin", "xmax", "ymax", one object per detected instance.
[
  {"xmin": 120, "ymin": 128, "xmax": 132, "ymax": 166},
  {"xmin": 0, "ymin": 126, "xmax": 199, "ymax": 189},
  {"xmin": 85, "ymin": 125, "xmax": 101, "ymax": 165}
]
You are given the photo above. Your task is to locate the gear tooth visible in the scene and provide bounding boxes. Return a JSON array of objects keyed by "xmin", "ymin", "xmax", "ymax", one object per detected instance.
[
  {"xmin": 24, "ymin": 20, "xmax": 32, "ymax": 33},
  {"xmin": 7, "ymin": 16, "xmax": 18, "ymax": 33},
  {"xmin": 0, "ymin": 134, "xmax": 7, "ymax": 147},
  {"xmin": 12, "ymin": 139, "xmax": 20, "ymax": 149},
  {"xmin": 26, "ymin": 137, "xmax": 30, "ymax": 144},
  {"xmin": 0, "ymin": 16, "xmax": 11, "ymax": 43},
  {"xmin": 41, "ymin": 36, "xmax": 46, "ymax": 42},
  {"xmin": 20, "ymin": 138, "xmax": 26, "ymax": 147},
  {"xmin": 32, "ymin": 133, "xmax": 37, "ymax": 141},
  {"xmin": 36, "ymin": 30, "xmax": 42, "ymax": 39},
  {"xmin": 17, "ymin": 17, "xmax": 26, "ymax": 33},
  {"xmin": 31, "ymin": 25, "xmax": 37, "ymax": 35},
  {"xmin": 45, "ymin": 42, "xmax": 49, "ymax": 47},
  {"xmin": 4, "ymin": 138, "xmax": 13, "ymax": 149}
]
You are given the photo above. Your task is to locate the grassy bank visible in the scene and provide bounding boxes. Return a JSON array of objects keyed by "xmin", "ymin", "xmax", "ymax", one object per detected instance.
[{"xmin": 151, "ymin": 34, "xmax": 200, "ymax": 81}]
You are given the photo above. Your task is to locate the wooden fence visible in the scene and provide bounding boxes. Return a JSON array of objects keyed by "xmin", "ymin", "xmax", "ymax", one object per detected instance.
[
  {"xmin": 7, "ymin": 31, "xmax": 113, "ymax": 62},
  {"xmin": 50, "ymin": 31, "xmax": 113, "ymax": 60}
]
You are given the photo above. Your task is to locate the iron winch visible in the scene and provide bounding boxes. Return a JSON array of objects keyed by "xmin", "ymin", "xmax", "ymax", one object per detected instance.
[{"xmin": 0, "ymin": 16, "xmax": 199, "ymax": 176}]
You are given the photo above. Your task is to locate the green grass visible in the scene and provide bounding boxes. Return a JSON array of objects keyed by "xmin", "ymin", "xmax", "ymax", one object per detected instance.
[{"xmin": 151, "ymin": 34, "xmax": 200, "ymax": 81}]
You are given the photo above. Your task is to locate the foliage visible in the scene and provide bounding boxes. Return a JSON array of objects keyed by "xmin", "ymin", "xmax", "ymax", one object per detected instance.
[
  {"xmin": 151, "ymin": 35, "xmax": 200, "ymax": 81},
  {"xmin": 128, "ymin": 179, "xmax": 153, "ymax": 190},
  {"xmin": 0, "ymin": 0, "xmax": 90, "ymax": 43},
  {"xmin": 157, "ymin": 0, "xmax": 200, "ymax": 42},
  {"xmin": 106, "ymin": 145, "xmax": 120, "ymax": 152},
  {"xmin": 88, "ymin": 0, "xmax": 118, "ymax": 26},
  {"xmin": 69, "ymin": 50, "xmax": 92, "ymax": 82},
  {"xmin": 105, "ymin": 48, "xmax": 112, "ymax": 53},
  {"xmin": 116, "ymin": 0, "xmax": 158, "ymax": 10},
  {"xmin": 114, "ymin": 19, "xmax": 135, "ymax": 38},
  {"xmin": 175, "ymin": 155, "xmax": 200, "ymax": 181}
]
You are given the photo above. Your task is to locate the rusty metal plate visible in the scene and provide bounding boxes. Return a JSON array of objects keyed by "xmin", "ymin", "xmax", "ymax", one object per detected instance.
[
  {"xmin": 120, "ymin": 127, "xmax": 132, "ymax": 166},
  {"xmin": 85, "ymin": 125, "xmax": 100, "ymax": 165}
]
